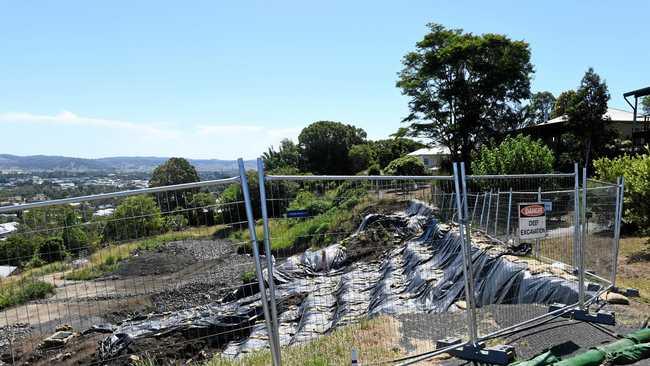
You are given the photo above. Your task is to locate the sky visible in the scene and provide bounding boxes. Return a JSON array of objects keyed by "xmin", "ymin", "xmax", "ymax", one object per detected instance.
[{"xmin": 1, "ymin": 1, "xmax": 649, "ymax": 160}]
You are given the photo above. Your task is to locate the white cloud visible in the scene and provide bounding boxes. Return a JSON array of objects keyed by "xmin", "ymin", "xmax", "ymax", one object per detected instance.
[
  {"xmin": 0, "ymin": 111, "xmax": 180, "ymax": 140},
  {"xmin": 0, "ymin": 110, "xmax": 301, "ymax": 159}
]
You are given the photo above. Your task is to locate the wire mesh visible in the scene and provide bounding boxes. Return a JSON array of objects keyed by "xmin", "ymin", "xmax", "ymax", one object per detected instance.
[
  {"xmin": 260, "ymin": 175, "xmax": 472, "ymax": 364},
  {"xmin": 0, "ymin": 177, "xmax": 276, "ymax": 365},
  {"xmin": 583, "ymin": 179, "xmax": 619, "ymax": 286}
]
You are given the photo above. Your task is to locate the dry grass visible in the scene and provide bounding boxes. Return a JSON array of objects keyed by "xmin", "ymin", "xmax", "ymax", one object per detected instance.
[
  {"xmin": 616, "ymin": 236, "xmax": 650, "ymax": 303},
  {"xmin": 204, "ymin": 317, "xmax": 403, "ymax": 366}
]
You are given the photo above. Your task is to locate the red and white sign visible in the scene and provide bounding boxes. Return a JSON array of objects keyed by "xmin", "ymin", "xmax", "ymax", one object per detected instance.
[{"xmin": 519, "ymin": 203, "xmax": 546, "ymax": 240}]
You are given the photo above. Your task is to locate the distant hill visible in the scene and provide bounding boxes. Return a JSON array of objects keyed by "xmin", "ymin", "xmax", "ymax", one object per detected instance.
[{"xmin": 0, "ymin": 154, "xmax": 255, "ymax": 172}]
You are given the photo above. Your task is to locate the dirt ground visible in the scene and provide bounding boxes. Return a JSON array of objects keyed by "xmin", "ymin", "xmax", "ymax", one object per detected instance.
[{"xmin": 0, "ymin": 238, "xmax": 258, "ymax": 365}]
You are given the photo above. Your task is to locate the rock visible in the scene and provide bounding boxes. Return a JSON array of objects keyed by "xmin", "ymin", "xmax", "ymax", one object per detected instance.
[
  {"xmin": 599, "ymin": 292, "xmax": 630, "ymax": 305},
  {"xmin": 128, "ymin": 355, "xmax": 141, "ymax": 364},
  {"xmin": 455, "ymin": 300, "xmax": 467, "ymax": 310},
  {"xmin": 40, "ymin": 331, "xmax": 75, "ymax": 349},
  {"xmin": 55, "ymin": 324, "xmax": 73, "ymax": 332}
]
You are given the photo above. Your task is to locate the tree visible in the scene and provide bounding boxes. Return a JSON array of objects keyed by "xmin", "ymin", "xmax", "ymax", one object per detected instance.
[
  {"xmin": 348, "ymin": 144, "xmax": 377, "ymax": 173},
  {"xmin": 262, "ymin": 139, "xmax": 302, "ymax": 171},
  {"xmin": 472, "ymin": 134, "xmax": 554, "ymax": 175},
  {"xmin": 372, "ymin": 138, "xmax": 424, "ymax": 168},
  {"xmin": 298, "ymin": 121, "xmax": 367, "ymax": 174},
  {"xmin": 641, "ymin": 96, "xmax": 650, "ymax": 116},
  {"xmin": 149, "ymin": 157, "xmax": 200, "ymax": 187},
  {"xmin": 566, "ymin": 68, "xmax": 612, "ymax": 168},
  {"xmin": 522, "ymin": 91, "xmax": 556, "ymax": 126},
  {"xmin": 149, "ymin": 158, "xmax": 200, "ymax": 211},
  {"xmin": 396, "ymin": 23, "xmax": 533, "ymax": 163},
  {"xmin": 551, "ymin": 90, "xmax": 577, "ymax": 118},
  {"xmin": 385, "ymin": 156, "xmax": 426, "ymax": 176},
  {"xmin": 102, "ymin": 195, "xmax": 164, "ymax": 241}
]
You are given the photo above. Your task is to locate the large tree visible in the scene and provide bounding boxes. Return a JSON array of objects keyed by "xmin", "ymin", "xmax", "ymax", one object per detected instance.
[
  {"xmin": 566, "ymin": 68, "xmax": 611, "ymax": 168},
  {"xmin": 298, "ymin": 121, "xmax": 367, "ymax": 174},
  {"xmin": 551, "ymin": 90, "xmax": 577, "ymax": 119},
  {"xmin": 396, "ymin": 23, "xmax": 534, "ymax": 162},
  {"xmin": 522, "ymin": 91, "xmax": 556, "ymax": 126},
  {"xmin": 262, "ymin": 139, "xmax": 302, "ymax": 172},
  {"xmin": 149, "ymin": 157, "xmax": 200, "ymax": 211}
]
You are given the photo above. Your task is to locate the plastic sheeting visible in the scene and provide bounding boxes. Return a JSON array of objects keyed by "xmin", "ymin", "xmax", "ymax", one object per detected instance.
[{"xmin": 96, "ymin": 200, "xmax": 597, "ymax": 360}]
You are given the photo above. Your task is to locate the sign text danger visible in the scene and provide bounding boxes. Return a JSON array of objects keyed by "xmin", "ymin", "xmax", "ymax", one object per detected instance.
[{"xmin": 518, "ymin": 203, "xmax": 546, "ymax": 240}]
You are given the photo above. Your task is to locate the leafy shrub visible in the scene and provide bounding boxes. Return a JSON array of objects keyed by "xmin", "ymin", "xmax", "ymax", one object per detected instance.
[
  {"xmin": 594, "ymin": 153, "xmax": 650, "ymax": 233},
  {"xmin": 0, "ymin": 280, "xmax": 56, "ymax": 310},
  {"xmin": 472, "ymin": 134, "xmax": 554, "ymax": 175},
  {"xmin": 367, "ymin": 163, "xmax": 381, "ymax": 175},
  {"xmin": 103, "ymin": 195, "xmax": 165, "ymax": 242},
  {"xmin": 240, "ymin": 270, "xmax": 257, "ymax": 284},
  {"xmin": 348, "ymin": 144, "xmax": 377, "ymax": 173},
  {"xmin": 36, "ymin": 236, "xmax": 68, "ymax": 263},
  {"xmin": 289, "ymin": 191, "xmax": 333, "ymax": 216},
  {"xmin": 385, "ymin": 156, "xmax": 426, "ymax": 176},
  {"xmin": 0, "ymin": 234, "xmax": 38, "ymax": 267}
]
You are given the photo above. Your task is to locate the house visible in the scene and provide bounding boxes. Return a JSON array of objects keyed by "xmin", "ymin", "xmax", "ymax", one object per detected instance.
[
  {"xmin": 517, "ymin": 108, "xmax": 650, "ymax": 147},
  {"xmin": 0, "ymin": 222, "xmax": 19, "ymax": 238},
  {"xmin": 407, "ymin": 146, "xmax": 452, "ymax": 171}
]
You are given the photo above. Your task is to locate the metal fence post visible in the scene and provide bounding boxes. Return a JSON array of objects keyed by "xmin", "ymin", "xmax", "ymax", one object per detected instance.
[
  {"xmin": 494, "ymin": 189, "xmax": 500, "ymax": 236},
  {"xmin": 471, "ymin": 193, "xmax": 479, "ymax": 226},
  {"xmin": 485, "ymin": 190, "xmax": 493, "ymax": 232},
  {"xmin": 579, "ymin": 167, "xmax": 588, "ymax": 310},
  {"xmin": 453, "ymin": 162, "xmax": 478, "ymax": 345},
  {"xmin": 479, "ymin": 192, "xmax": 488, "ymax": 229},
  {"xmin": 611, "ymin": 177, "xmax": 625, "ymax": 287},
  {"xmin": 238, "ymin": 159, "xmax": 281, "ymax": 366},
  {"xmin": 573, "ymin": 163, "xmax": 580, "ymax": 270},
  {"xmin": 535, "ymin": 187, "xmax": 542, "ymax": 258},
  {"xmin": 257, "ymin": 158, "xmax": 282, "ymax": 362},
  {"xmin": 506, "ymin": 188, "xmax": 513, "ymax": 239}
]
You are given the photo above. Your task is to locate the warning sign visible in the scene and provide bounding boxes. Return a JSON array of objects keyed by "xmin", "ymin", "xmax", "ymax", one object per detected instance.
[{"xmin": 518, "ymin": 203, "xmax": 546, "ymax": 240}]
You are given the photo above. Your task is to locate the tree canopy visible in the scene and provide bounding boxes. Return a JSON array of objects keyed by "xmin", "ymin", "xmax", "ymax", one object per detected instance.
[
  {"xmin": 262, "ymin": 139, "xmax": 302, "ymax": 172},
  {"xmin": 396, "ymin": 23, "xmax": 533, "ymax": 162},
  {"xmin": 552, "ymin": 90, "xmax": 577, "ymax": 119},
  {"xmin": 298, "ymin": 121, "xmax": 367, "ymax": 174},
  {"xmin": 566, "ymin": 68, "xmax": 612, "ymax": 168},
  {"xmin": 522, "ymin": 91, "xmax": 556, "ymax": 126},
  {"xmin": 149, "ymin": 157, "xmax": 200, "ymax": 188}
]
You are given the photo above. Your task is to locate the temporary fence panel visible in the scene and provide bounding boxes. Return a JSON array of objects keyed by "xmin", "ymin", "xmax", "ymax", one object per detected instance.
[
  {"xmin": 260, "ymin": 173, "xmax": 470, "ymax": 364},
  {"xmin": 0, "ymin": 175, "xmax": 279, "ymax": 365}
]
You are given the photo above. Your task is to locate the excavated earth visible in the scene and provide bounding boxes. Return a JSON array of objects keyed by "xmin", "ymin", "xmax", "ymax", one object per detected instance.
[{"xmin": 1, "ymin": 200, "xmax": 633, "ymax": 365}]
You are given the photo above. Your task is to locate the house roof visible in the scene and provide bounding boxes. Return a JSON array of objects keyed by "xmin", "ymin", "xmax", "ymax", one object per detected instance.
[
  {"xmin": 537, "ymin": 108, "xmax": 636, "ymax": 127},
  {"xmin": 0, "ymin": 222, "xmax": 18, "ymax": 236},
  {"xmin": 407, "ymin": 146, "xmax": 452, "ymax": 156},
  {"xmin": 0, "ymin": 265, "xmax": 17, "ymax": 278}
]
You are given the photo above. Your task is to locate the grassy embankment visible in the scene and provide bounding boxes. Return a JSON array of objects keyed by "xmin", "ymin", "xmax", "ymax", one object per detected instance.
[{"xmin": 0, "ymin": 226, "xmax": 217, "ymax": 310}]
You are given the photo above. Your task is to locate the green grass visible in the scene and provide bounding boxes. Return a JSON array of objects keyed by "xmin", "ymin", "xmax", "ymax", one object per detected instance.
[
  {"xmin": 231, "ymin": 196, "xmax": 394, "ymax": 254},
  {"xmin": 0, "ymin": 279, "xmax": 56, "ymax": 311}
]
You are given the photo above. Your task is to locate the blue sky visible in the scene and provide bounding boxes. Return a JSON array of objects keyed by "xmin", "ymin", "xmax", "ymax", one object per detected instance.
[{"xmin": 1, "ymin": 1, "xmax": 648, "ymax": 159}]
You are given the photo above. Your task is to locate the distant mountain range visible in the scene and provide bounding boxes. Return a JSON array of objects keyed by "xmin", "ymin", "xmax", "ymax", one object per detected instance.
[{"xmin": 0, "ymin": 154, "xmax": 256, "ymax": 172}]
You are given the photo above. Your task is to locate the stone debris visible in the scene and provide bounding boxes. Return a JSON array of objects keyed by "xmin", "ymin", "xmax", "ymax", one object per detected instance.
[{"xmin": 41, "ymin": 331, "xmax": 75, "ymax": 349}]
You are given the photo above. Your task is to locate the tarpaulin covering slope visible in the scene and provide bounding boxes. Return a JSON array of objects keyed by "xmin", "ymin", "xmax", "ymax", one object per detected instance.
[{"xmin": 98, "ymin": 200, "xmax": 597, "ymax": 360}]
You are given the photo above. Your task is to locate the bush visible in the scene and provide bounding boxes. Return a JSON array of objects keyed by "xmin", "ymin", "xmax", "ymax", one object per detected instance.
[
  {"xmin": 36, "ymin": 236, "xmax": 68, "ymax": 263},
  {"xmin": 0, "ymin": 280, "xmax": 56, "ymax": 311},
  {"xmin": 367, "ymin": 163, "xmax": 381, "ymax": 176},
  {"xmin": 385, "ymin": 156, "xmax": 426, "ymax": 176},
  {"xmin": 103, "ymin": 195, "xmax": 165, "ymax": 242},
  {"xmin": 472, "ymin": 134, "xmax": 555, "ymax": 175},
  {"xmin": 594, "ymin": 153, "xmax": 650, "ymax": 233},
  {"xmin": 0, "ymin": 234, "xmax": 38, "ymax": 267},
  {"xmin": 288, "ymin": 191, "xmax": 333, "ymax": 216},
  {"xmin": 348, "ymin": 144, "xmax": 376, "ymax": 173}
]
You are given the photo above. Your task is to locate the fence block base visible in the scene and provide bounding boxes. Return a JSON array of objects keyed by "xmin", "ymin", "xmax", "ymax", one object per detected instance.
[
  {"xmin": 548, "ymin": 303, "xmax": 616, "ymax": 325},
  {"xmin": 436, "ymin": 338, "xmax": 516, "ymax": 365}
]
